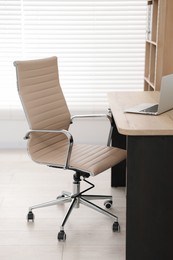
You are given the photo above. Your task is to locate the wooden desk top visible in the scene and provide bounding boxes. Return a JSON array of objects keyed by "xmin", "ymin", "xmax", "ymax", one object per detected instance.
[{"xmin": 108, "ymin": 91, "xmax": 173, "ymax": 136}]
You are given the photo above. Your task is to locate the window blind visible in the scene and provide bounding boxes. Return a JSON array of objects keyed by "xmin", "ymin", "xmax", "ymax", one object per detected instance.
[{"xmin": 0, "ymin": 0, "xmax": 147, "ymax": 113}]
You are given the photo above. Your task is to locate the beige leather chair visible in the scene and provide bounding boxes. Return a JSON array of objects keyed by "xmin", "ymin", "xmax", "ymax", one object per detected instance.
[{"xmin": 14, "ymin": 56, "xmax": 126, "ymax": 241}]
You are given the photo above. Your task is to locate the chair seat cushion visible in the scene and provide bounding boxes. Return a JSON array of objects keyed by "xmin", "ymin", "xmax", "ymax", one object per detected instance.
[
  {"xmin": 29, "ymin": 141, "xmax": 126, "ymax": 176},
  {"xmin": 70, "ymin": 144, "xmax": 126, "ymax": 176}
]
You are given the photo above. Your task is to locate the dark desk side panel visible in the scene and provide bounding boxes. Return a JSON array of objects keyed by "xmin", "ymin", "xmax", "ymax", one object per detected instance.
[{"xmin": 126, "ymin": 135, "xmax": 173, "ymax": 260}]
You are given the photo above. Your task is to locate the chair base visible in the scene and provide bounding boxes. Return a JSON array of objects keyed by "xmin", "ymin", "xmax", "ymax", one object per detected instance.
[{"xmin": 27, "ymin": 173, "xmax": 120, "ymax": 241}]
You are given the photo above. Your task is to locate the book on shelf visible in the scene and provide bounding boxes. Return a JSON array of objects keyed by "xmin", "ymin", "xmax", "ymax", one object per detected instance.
[{"xmin": 146, "ymin": 1, "xmax": 153, "ymax": 41}]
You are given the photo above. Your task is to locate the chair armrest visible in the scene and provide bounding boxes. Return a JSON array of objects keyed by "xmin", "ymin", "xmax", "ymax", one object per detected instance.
[
  {"xmin": 71, "ymin": 112, "xmax": 114, "ymax": 146},
  {"xmin": 71, "ymin": 113, "xmax": 112, "ymax": 123},
  {"xmin": 24, "ymin": 129, "xmax": 73, "ymax": 169}
]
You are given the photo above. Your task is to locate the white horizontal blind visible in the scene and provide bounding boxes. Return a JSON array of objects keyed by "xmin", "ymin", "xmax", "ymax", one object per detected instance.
[
  {"xmin": 0, "ymin": 1, "xmax": 21, "ymax": 109},
  {"xmin": 0, "ymin": 0, "xmax": 147, "ymax": 113}
]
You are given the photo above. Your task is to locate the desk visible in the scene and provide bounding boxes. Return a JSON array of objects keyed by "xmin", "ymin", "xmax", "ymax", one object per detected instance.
[{"xmin": 108, "ymin": 91, "xmax": 173, "ymax": 260}]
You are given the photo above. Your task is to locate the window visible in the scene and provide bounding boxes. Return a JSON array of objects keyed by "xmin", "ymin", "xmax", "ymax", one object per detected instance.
[{"xmin": 0, "ymin": 0, "xmax": 147, "ymax": 114}]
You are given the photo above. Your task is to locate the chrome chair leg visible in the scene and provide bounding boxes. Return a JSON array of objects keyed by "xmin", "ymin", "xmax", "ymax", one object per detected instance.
[
  {"xmin": 29, "ymin": 196, "xmax": 72, "ymax": 212},
  {"xmin": 27, "ymin": 173, "xmax": 120, "ymax": 241},
  {"xmin": 80, "ymin": 197, "xmax": 118, "ymax": 221}
]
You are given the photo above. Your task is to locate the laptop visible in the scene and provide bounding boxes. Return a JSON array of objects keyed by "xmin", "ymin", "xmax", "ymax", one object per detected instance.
[{"xmin": 124, "ymin": 74, "xmax": 173, "ymax": 115}]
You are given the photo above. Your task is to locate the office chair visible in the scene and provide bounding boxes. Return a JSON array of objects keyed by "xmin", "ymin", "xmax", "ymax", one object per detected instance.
[{"xmin": 14, "ymin": 56, "xmax": 126, "ymax": 241}]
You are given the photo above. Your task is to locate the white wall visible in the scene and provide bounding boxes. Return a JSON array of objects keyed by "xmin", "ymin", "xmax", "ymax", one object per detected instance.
[{"xmin": 0, "ymin": 116, "xmax": 110, "ymax": 149}]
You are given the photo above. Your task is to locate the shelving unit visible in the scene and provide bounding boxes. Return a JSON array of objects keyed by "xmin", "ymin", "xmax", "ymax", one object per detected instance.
[{"xmin": 144, "ymin": 0, "xmax": 173, "ymax": 91}]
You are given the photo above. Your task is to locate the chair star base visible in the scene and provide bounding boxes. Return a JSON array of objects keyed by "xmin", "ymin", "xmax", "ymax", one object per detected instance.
[{"xmin": 27, "ymin": 172, "xmax": 120, "ymax": 241}]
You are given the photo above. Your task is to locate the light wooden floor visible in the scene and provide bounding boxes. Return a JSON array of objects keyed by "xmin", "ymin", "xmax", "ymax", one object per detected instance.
[{"xmin": 0, "ymin": 149, "xmax": 126, "ymax": 260}]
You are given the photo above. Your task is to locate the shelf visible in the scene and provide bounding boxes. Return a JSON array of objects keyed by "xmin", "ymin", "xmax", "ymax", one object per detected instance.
[
  {"xmin": 144, "ymin": 0, "xmax": 173, "ymax": 91},
  {"xmin": 146, "ymin": 1, "xmax": 153, "ymax": 41},
  {"xmin": 144, "ymin": 77, "xmax": 155, "ymax": 91},
  {"xmin": 146, "ymin": 39, "xmax": 157, "ymax": 46}
]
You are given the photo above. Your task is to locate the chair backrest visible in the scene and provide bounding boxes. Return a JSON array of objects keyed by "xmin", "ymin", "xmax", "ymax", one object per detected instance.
[
  {"xmin": 14, "ymin": 56, "xmax": 71, "ymax": 163},
  {"xmin": 15, "ymin": 56, "xmax": 71, "ymax": 130}
]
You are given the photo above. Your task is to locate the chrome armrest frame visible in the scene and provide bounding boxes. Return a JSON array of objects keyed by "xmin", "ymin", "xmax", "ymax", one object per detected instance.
[
  {"xmin": 24, "ymin": 129, "xmax": 73, "ymax": 169},
  {"xmin": 71, "ymin": 112, "xmax": 114, "ymax": 146}
]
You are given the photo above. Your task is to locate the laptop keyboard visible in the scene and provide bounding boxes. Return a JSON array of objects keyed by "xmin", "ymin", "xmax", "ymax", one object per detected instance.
[{"xmin": 140, "ymin": 104, "xmax": 158, "ymax": 113}]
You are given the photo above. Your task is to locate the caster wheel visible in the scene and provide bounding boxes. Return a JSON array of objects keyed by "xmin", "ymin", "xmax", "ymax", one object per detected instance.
[
  {"xmin": 27, "ymin": 211, "xmax": 34, "ymax": 222},
  {"xmin": 56, "ymin": 195, "xmax": 65, "ymax": 200},
  {"xmin": 104, "ymin": 200, "xmax": 113, "ymax": 209},
  {"xmin": 57, "ymin": 230, "xmax": 66, "ymax": 241},
  {"xmin": 112, "ymin": 221, "xmax": 120, "ymax": 232}
]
